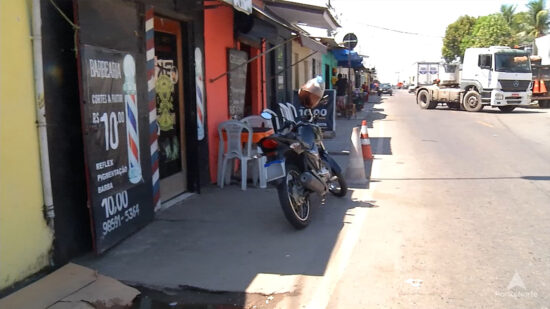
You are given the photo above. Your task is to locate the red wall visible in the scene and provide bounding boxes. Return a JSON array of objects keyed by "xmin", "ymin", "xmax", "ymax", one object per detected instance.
[{"xmin": 204, "ymin": 5, "xmax": 234, "ymax": 183}]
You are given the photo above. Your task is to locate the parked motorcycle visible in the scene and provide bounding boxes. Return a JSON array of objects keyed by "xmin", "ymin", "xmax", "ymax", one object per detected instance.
[
  {"xmin": 258, "ymin": 77, "xmax": 348, "ymax": 229},
  {"xmin": 352, "ymin": 89, "xmax": 364, "ymax": 112}
]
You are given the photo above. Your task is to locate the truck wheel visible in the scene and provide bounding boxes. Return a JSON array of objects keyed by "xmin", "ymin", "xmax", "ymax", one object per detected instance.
[
  {"xmin": 463, "ymin": 91, "xmax": 483, "ymax": 112},
  {"xmin": 540, "ymin": 100, "xmax": 550, "ymax": 108},
  {"xmin": 417, "ymin": 89, "xmax": 431, "ymax": 109},
  {"xmin": 498, "ymin": 106, "xmax": 516, "ymax": 112}
]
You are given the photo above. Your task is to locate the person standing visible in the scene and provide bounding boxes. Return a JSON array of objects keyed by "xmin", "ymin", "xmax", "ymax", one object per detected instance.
[
  {"xmin": 361, "ymin": 81, "xmax": 369, "ymax": 103},
  {"xmin": 335, "ymin": 74, "xmax": 348, "ymax": 115},
  {"xmin": 331, "ymin": 68, "xmax": 338, "ymax": 88}
]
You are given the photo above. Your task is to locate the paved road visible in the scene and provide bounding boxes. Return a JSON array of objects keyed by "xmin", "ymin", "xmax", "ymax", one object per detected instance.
[{"xmin": 324, "ymin": 91, "xmax": 550, "ymax": 308}]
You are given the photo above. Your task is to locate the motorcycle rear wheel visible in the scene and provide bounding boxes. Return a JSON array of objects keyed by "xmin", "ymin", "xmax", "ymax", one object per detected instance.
[{"xmin": 277, "ymin": 164, "xmax": 311, "ymax": 229}]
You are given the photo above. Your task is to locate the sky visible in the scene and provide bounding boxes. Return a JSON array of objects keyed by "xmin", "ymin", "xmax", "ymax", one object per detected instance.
[{"xmin": 290, "ymin": 0, "xmax": 538, "ymax": 83}]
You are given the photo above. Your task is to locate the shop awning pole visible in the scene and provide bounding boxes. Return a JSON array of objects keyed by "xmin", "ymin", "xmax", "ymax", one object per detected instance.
[{"xmin": 209, "ymin": 36, "xmax": 297, "ymax": 83}]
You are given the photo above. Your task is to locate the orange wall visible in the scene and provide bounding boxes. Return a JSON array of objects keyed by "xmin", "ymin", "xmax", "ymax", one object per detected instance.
[
  {"xmin": 249, "ymin": 47, "xmax": 264, "ymax": 115},
  {"xmin": 204, "ymin": 5, "xmax": 234, "ymax": 182}
]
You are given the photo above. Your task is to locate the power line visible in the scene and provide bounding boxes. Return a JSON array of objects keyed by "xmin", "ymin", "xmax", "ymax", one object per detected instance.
[{"xmin": 347, "ymin": 21, "xmax": 443, "ymax": 39}]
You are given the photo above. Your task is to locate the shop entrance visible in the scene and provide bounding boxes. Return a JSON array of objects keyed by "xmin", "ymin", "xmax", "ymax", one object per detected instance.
[{"xmin": 154, "ymin": 16, "xmax": 187, "ymax": 201}]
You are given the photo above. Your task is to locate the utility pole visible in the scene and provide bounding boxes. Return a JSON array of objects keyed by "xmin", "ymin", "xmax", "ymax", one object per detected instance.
[
  {"xmin": 348, "ymin": 50, "xmax": 351, "ymax": 106},
  {"xmin": 343, "ymin": 33, "xmax": 358, "ymax": 111}
]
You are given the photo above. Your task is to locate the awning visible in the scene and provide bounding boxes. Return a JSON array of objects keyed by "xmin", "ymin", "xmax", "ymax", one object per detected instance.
[
  {"xmin": 316, "ymin": 37, "xmax": 340, "ymax": 48},
  {"xmin": 331, "ymin": 49, "xmax": 364, "ymax": 68},
  {"xmin": 220, "ymin": 0, "xmax": 252, "ymax": 15},
  {"xmin": 299, "ymin": 34, "xmax": 327, "ymax": 54},
  {"xmin": 235, "ymin": 8, "xmax": 284, "ymax": 46},
  {"xmin": 265, "ymin": 1, "xmax": 340, "ymax": 32}
]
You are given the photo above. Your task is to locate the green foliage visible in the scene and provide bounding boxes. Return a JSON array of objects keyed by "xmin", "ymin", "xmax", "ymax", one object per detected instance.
[
  {"xmin": 442, "ymin": 0, "xmax": 550, "ymax": 60},
  {"xmin": 527, "ymin": 0, "xmax": 549, "ymax": 37},
  {"xmin": 513, "ymin": 12, "xmax": 535, "ymax": 45},
  {"xmin": 500, "ymin": 4, "xmax": 517, "ymax": 27},
  {"xmin": 462, "ymin": 14, "xmax": 515, "ymax": 49},
  {"xmin": 442, "ymin": 15, "xmax": 477, "ymax": 62}
]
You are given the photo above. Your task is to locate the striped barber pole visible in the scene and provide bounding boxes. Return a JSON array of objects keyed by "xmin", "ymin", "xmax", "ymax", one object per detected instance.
[
  {"xmin": 145, "ymin": 8, "xmax": 161, "ymax": 211},
  {"xmin": 125, "ymin": 89, "xmax": 142, "ymax": 184}
]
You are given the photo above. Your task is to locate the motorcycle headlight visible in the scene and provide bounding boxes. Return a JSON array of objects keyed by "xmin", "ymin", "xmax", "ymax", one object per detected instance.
[{"xmin": 290, "ymin": 142, "xmax": 302, "ymax": 151}]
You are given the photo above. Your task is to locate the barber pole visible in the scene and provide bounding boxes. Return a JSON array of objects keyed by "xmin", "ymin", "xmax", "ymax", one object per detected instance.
[
  {"xmin": 145, "ymin": 8, "xmax": 161, "ymax": 210},
  {"xmin": 195, "ymin": 47, "xmax": 205, "ymax": 140},
  {"xmin": 123, "ymin": 54, "xmax": 143, "ymax": 184},
  {"xmin": 360, "ymin": 120, "xmax": 374, "ymax": 160}
]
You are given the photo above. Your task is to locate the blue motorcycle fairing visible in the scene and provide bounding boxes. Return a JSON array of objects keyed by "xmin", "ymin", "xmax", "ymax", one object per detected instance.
[{"xmin": 321, "ymin": 151, "xmax": 342, "ymax": 174}]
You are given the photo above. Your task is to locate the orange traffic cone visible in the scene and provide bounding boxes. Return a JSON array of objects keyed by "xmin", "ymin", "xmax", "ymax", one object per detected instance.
[
  {"xmin": 533, "ymin": 79, "xmax": 540, "ymax": 93},
  {"xmin": 540, "ymin": 80, "xmax": 547, "ymax": 93},
  {"xmin": 360, "ymin": 120, "xmax": 374, "ymax": 160}
]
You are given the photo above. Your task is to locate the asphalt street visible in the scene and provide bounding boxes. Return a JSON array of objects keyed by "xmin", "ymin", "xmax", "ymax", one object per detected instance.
[{"xmin": 324, "ymin": 91, "xmax": 550, "ymax": 308}]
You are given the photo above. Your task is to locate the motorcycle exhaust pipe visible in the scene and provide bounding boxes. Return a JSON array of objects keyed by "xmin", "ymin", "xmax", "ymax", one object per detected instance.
[{"xmin": 299, "ymin": 172, "xmax": 326, "ymax": 194}]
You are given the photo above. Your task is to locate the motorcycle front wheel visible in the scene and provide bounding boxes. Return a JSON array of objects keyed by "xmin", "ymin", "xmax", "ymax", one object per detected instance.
[
  {"xmin": 277, "ymin": 164, "xmax": 311, "ymax": 229},
  {"xmin": 328, "ymin": 169, "xmax": 348, "ymax": 197}
]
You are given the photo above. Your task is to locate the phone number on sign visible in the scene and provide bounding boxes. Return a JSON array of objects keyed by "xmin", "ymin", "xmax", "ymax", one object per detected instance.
[{"xmin": 102, "ymin": 204, "xmax": 140, "ymax": 236}]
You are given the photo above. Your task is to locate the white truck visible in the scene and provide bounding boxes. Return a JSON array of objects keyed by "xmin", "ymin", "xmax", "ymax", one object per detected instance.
[
  {"xmin": 408, "ymin": 61, "xmax": 440, "ymax": 92},
  {"xmin": 530, "ymin": 35, "xmax": 550, "ymax": 108},
  {"xmin": 416, "ymin": 46, "xmax": 533, "ymax": 112}
]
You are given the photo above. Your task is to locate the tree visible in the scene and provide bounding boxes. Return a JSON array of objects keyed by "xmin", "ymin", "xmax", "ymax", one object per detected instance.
[
  {"xmin": 462, "ymin": 14, "xmax": 514, "ymax": 49},
  {"xmin": 500, "ymin": 4, "xmax": 517, "ymax": 27},
  {"xmin": 527, "ymin": 0, "xmax": 549, "ymax": 38},
  {"xmin": 512, "ymin": 12, "xmax": 534, "ymax": 45},
  {"xmin": 442, "ymin": 15, "xmax": 477, "ymax": 62}
]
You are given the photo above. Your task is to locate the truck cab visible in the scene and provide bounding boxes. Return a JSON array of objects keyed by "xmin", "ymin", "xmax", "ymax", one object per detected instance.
[{"xmin": 461, "ymin": 46, "xmax": 532, "ymax": 108}]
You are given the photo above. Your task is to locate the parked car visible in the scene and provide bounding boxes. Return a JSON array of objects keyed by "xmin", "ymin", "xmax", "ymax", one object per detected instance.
[{"xmin": 378, "ymin": 83, "xmax": 393, "ymax": 96}]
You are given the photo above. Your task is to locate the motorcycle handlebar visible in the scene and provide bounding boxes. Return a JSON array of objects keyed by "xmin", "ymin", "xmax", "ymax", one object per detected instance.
[{"xmin": 280, "ymin": 120, "xmax": 296, "ymax": 133}]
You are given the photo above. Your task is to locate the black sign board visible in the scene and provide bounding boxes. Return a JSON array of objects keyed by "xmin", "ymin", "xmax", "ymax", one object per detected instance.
[
  {"xmin": 80, "ymin": 45, "xmax": 153, "ymax": 253},
  {"xmin": 343, "ymin": 33, "xmax": 358, "ymax": 50},
  {"xmin": 227, "ymin": 49, "xmax": 248, "ymax": 118},
  {"xmin": 292, "ymin": 89, "xmax": 336, "ymax": 132}
]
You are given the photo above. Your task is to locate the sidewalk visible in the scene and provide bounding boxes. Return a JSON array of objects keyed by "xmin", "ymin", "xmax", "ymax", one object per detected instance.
[{"xmin": 72, "ymin": 96, "xmax": 385, "ymax": 303}]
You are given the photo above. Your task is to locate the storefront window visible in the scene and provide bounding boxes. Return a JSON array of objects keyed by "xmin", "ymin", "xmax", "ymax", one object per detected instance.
[{"xmin": 267, "ymin": 42, "xmax": 289, "ymax": 107}]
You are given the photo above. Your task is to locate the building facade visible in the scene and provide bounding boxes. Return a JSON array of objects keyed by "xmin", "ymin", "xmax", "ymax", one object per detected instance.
[{"xmin": 0, "ymin": 0, "xmax": 342, "ymax": 293}]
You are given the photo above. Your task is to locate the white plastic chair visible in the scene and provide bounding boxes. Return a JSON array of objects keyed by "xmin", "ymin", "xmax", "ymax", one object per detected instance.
[
  {"xmin": 241, "ymin": 115, "xmax": 273, "ymax": 129},
  {"xmin": 241, "ymin": 115, "xmax": 276, "ymax": 189},
  {"xmin": 278, "ymin": 103, "xmax": 294, "ymax": 122},
  {"xmin": 217, "ymin": 120, "xmax": 259, "ymax": 190},
  {"xmin": 262, "ymin": 108, "xmax": 280, "ymax": 131},
  {"xmin": 286, "ymin": 103, "xmax": 298, "ymax": 120}
]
